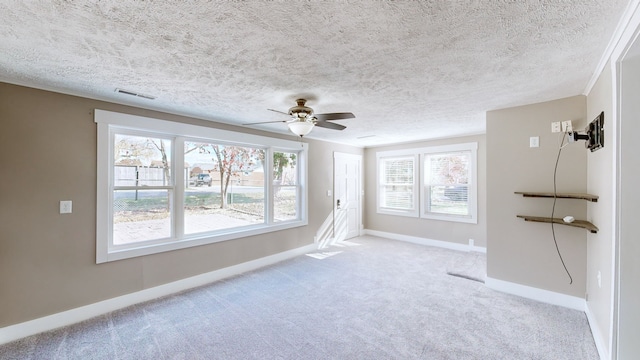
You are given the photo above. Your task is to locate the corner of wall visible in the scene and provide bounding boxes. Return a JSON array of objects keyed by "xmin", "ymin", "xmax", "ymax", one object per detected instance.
[{"xmin": 486, "ymin": 96, "xmax": 588, "ymax": 298}]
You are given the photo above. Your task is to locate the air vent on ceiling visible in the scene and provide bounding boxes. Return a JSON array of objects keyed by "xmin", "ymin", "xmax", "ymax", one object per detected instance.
[{"xmin": 115, "ymin": 88, "xmax": 156, "ymax": 100}]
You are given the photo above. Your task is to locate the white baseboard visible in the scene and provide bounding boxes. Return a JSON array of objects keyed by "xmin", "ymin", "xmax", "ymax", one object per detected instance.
[
  {"xmin": 363, "ymin": 229, "xmax": 487, "ymax": 253},
  {"xmin": 585, "ymin": 303, "xmax": 610, "ymax": 360},
  {"xmin": 485, "ymin": 277, "xmax": 586, "ymax": 311},
  {"xmin": 0, "ymin": 243, "xmax": 318, "ymax": 345}
]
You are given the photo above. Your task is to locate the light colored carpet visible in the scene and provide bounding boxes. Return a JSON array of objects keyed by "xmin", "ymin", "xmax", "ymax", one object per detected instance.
[{"xmin": 0, "ymin": 236, "xmax": 598, "ymax": 359}]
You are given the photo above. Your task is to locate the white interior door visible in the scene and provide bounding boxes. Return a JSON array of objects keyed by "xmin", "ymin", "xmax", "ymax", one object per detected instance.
[{"xmin": 334, "ymin": 152, "xmax": 362, "ymax": 241}]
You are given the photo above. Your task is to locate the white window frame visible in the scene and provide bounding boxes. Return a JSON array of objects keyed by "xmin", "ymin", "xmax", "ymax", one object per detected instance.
[
  {"xmin": 96, "ymin": 109, "xmax": 308, "ymax": 263},
  {"xmin": 375, "ymin": 142, "xmax": 477, "ymax": 224},
  {"xmin": 376, "ymin": 149, "xmax": 419, "ymax": 217},
  {"xmin": 420, "ymin": 143, "xmax": 477, "ymax": 224},
  {"xmin": 271, "ymin": 149, "xmax": 303, "ymax": 222},
  {"xmin": 111, "ymin": 130, "xmax": 177, "ymax": 246}
]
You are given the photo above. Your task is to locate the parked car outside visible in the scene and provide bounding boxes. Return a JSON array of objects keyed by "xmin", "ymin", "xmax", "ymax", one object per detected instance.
[{"xmin": 196, "ymin": 173, "xmax": 212, "ymax": 187}]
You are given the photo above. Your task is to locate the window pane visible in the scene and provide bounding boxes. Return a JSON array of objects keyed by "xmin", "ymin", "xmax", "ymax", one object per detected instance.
[
  {"xmin": 381, "ymin": 157, "xmax": 413, "ymax": 184},
  {"xmin": 273, "ymin": 152, "xmax": 298, "ymax": 185},
  {"xmin": 425, "ymin": 151, "xmax": 470, "ymax": 216},
  {"xmin": 183, "ymin": 141, "xmax": 265, "ymax": 234},
  {"xmin": 427, "ymin": 185, "xmax": 469, "ymax": 215},
  {"xmin": 426, "ymin": 152, "xmax": 469, "ymax": 185},
  {"xmin": 274, "ymin": 185, "xmax": 297, "ymax": 221},
  {"xmin": 381, "ymin": 185, "xmax": 413, "ymax": 209},
  {"xmin": 380, "ymin": 156, "xmax": 414, "ymax": 210},
  {"xmin": 113, "ymin": 189, "xmax": 171, "ymax": 245},
  {"xmin": 273, "ymin": 151, "xmax": 299, "ymax": 222},
  {"xmin": 114, "ymin": 134, "xmax": 172, "ymax": 186}
]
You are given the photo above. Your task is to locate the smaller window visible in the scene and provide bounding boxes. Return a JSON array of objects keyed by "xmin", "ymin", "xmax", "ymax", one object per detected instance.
[
  {"xmin": 376, "ymin": 142, "xmax": 477, "ymax": 224},
  {"xmin": 376, "ymin": 152, "xmax": 419, "ymax": 217},
  {"xmin": 421, "ymin": 143, "xmax": 477, "ymax": 223}
]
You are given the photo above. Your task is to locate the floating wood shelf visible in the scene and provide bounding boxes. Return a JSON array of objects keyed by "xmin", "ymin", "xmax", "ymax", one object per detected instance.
[
  {"xmin": 516, "ymin": 215, "xmax": 599, "ymax": 233},
  {"xmin": 514, "ymin": 191, "xmax": 598, "ymax": 202}
]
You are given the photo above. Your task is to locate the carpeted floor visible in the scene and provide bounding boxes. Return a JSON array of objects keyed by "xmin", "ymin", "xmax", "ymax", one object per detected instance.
[{"xmin": 0, "ymin": 236, "xmax": 598, "ymax": 359}]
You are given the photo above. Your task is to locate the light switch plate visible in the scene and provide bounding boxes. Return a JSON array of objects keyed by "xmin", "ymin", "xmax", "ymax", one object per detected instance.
[
  {"xmin": 60, "ymin": 200, "xmax": 72, "ymax": 214},
  {"xmin": 529, "ymin": 136, "xmax": 539, "ymax": 148}
]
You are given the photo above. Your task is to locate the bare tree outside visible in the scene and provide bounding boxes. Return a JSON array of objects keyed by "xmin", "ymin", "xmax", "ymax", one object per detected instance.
[
  {"xmin": 115, "ymin": 136, "xmax": 157, "ymax": 164},
  {"xmin": 185, "ymin": 142, "xmax": 264, "ymax": 209},
  {"xmin": 148, "ymin": 139, "xmax": 171, "ymax": 184},
  {"xmin": 213, "ymin": 145, "xmax": 263, "ymax": 209}
]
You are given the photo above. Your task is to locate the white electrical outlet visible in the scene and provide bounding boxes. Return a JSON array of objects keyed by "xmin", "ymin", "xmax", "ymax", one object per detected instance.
[
  {"xmin": 551, "ymin": 121, "xmax": 561, "ymax": 133},
  {"xmin": 60, "ymin": 200, "xmax": 72, "ymax": 214},
  {"xmin": 561, "ymin": 120, "xmax": 573, "ymax": 132},
  {"xmin": 597, "ymin": 270, "xmax": 602, "ymax": 288},
  {"xmin": 529, "ymin": 136, "xmax": 539, "ymax": 148}
]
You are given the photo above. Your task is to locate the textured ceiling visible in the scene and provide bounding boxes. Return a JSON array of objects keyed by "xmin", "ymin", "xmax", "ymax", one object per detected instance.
[{"xmin": 0, "ymin": 1, "xmax": 630, "ymax": 147}]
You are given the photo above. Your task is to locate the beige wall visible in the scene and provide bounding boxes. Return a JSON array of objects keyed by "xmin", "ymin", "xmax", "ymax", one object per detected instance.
[
  {"xmin": 585, "ymin": 61, "xmax": 614, "ymax": 355},
  {"xmin": 0, "ymin": 82, "xmax": 362, "ymax": 327},
  {"xmin": 486, "ymin": 96, "xmax": 588, "ymax": 297},
  {"xmin": 363, "ymin": 134, "xmax": 487, "ymax": 247}
]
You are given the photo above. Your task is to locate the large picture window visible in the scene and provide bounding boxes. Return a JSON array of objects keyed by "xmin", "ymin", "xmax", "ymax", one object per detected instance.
[
  {"xmin": 96, "ymin": 110, "xmax": 308, "ymax": 263},
  {"xmin": 376, "ymin": 143, "xmax": 477, "ymax": 223}
]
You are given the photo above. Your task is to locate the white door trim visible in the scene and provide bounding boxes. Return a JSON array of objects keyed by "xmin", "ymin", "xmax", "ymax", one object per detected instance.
[{"xmin": 611, "ymin": 3, "xmax": 640, "ymax": 358}]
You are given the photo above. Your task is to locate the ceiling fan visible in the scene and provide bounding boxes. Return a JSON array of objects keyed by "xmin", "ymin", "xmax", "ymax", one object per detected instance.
[{"xmin": 243, "ymin": 98, "xmax": 355, "ymax": 137}]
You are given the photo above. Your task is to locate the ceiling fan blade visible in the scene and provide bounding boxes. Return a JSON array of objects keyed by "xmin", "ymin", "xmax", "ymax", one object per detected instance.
[
  {"xmin": 243, "ymin": 120, "xmax": 289, "ymax": 126},
  {"xmin": 314, "ymin": 120, "xmax": 347, "ymax": 131},
  {"xmin": 267, "ymin": 108, "xmax": 290, "ymax": 116},
  {"xmin": 314, "ymin": 112, "xmax": 355, "ymax": 121}
]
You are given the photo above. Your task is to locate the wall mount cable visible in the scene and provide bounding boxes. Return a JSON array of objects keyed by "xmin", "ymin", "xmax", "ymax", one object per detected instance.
[{"xmin": 551, "ymin": 132, "xmax": 573, "ymax": 284}]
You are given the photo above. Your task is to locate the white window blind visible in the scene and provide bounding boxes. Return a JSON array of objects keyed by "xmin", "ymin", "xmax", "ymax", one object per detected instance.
[
  {"xmin": 377, "ymin": 153, "xmax": 418, "ymax": 216},
  {"xmin": 381, "ymin": 157, "xmax": 414, "ymax": 209}
]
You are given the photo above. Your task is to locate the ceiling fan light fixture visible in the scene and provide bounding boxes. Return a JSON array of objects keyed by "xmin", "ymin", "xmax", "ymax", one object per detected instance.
[
  {"xmin": 288, "ymin": 121, "xmax": 315, "ymax": 137},
  {"xmin": 249, "ymin": 98, "xmax": 355, "ymax": 135}
]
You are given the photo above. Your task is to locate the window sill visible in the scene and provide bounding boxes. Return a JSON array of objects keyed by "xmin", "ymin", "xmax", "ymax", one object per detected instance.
[
  {"xmin": 377, "ymin": 208, "xmax": 419, "ymax": 218},
  {"xmin": 377, "ymin": 209, "xmax": 477, "ymax": 224},
  {"xmin": 98, "ymin": 219, "xmax": 307, "ymax": 263},
  {"xmin": 422, "ymin": 213, "xmax": 477, "ymax": 224}
]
